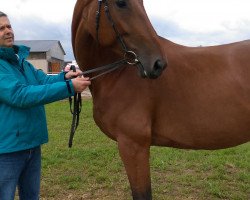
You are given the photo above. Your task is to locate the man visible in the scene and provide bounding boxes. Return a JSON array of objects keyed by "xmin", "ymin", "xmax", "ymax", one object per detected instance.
[{"xmin": 0, "ymin": 11, "xmax": 91, "ymax": 200}]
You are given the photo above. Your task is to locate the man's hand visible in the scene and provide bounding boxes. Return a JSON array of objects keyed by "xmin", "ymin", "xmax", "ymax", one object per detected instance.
[
  {"xmin": 71, "ymin": 77, "xmax": 91, "ymax": 93},
  {"xmin": 65, "ymin": 70, "xmax": 82, "ymax": 80}
]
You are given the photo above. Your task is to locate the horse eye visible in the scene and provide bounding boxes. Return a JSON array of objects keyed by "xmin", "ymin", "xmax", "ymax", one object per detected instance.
[{"xmin": 116, "ymin": 0, "xmax": 127, "ymax": 8}]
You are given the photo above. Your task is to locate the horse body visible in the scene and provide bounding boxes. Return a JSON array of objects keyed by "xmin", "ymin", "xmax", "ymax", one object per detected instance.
[
  {"xmin": 152, "ymin": 38, "xmax": 250, "ymax": 149},
  {"xmin": 72, "ymin": 0, "xmax": 250, "ymax": 199}
]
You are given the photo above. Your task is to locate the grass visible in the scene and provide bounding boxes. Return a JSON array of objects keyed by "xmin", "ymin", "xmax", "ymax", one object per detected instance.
[{"xmin": 40, "ymin": 100, "xmax": 250, "ymax": 200}]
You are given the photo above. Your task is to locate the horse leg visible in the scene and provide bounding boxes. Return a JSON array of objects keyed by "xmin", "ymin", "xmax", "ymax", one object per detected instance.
[{"xmin": 117, "ymin": 137, "xmax": 152, "ymax": 200}]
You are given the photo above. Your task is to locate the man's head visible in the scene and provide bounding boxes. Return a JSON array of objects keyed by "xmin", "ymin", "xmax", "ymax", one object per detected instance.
[{"xmin": 0, "ymin": 11, "xmax": 14, "ymax": 48}]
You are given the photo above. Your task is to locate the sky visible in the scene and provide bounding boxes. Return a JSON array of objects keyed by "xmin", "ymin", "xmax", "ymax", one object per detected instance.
[{"xmin": 1, "ymin": 0, "xmax": 250, "ymax": 61}]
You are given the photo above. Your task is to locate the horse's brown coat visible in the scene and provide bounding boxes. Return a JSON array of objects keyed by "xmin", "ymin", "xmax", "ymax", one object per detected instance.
[{"xmin": 72, "ymin": 1, "xmax": 250, "ymax": 199}]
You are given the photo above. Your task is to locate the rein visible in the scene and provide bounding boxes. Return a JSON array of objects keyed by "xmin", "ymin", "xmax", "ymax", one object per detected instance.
[
  {"xmin": 68, "ymin": 65, "xmax": 82, "ymax": 148},
  {"xmin": 81, "ymin": 51, "xmax": 139, "ymax": 81},
  {"xmin": 68, "ymin": 0, "xmax": 142, "ymax": 147}
]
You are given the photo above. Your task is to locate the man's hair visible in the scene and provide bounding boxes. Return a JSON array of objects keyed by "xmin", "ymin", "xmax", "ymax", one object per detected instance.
[{"xmin": 0, "ymin": 11, "xmax": 7, "ymax": 18}]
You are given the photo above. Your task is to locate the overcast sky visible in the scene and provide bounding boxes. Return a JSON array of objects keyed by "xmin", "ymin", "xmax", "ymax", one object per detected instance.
[{"xmin": 2, "ymin": 0, "xmax": 250, "ymax": 60}]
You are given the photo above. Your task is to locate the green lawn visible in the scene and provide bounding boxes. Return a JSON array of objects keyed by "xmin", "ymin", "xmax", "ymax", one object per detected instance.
[{"xmin": 41, "ymin": 100, "xmax": 250, "ymax": 200}]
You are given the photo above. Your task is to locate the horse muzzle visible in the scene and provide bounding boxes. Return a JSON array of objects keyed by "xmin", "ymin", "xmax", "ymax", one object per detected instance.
[
  {"xmin": 137, "ymin": 59, "xmax": 167, "ymax": 79},
  {"xmin": 124, "ymin": 51, "xmax": 167, "ymax": 79}
]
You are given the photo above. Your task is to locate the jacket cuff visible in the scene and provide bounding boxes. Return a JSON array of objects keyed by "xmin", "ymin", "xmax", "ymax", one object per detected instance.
[
  {"xmin": 63, "ymin": 71, "xmax": 67, "ymax": 80},
  {"xmin": 65, "ymin": 80, "xmax": 75, "ymax": 95}
]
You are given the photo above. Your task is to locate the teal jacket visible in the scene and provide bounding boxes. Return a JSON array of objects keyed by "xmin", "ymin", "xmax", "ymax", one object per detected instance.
[{"xmin": 0, "ymin": 45, "xmax": 74, "ymax": 154}]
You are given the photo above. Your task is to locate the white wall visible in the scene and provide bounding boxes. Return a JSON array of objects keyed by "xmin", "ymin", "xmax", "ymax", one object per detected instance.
[{"xmin": 28, "ymin": 59, "xmax": 48, "ymax": 73}]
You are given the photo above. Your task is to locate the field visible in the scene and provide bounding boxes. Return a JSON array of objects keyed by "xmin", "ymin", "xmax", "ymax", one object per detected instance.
[{"xmin": 40, "ymin": 100, "xmax": 250, "ymax": 200}]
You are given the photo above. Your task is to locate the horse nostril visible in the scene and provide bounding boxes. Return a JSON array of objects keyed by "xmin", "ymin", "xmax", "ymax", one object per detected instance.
[
  {"xmin": 153, "ymin": 59, "xmax": 166, "ymax": 72},
  {"xmin": 146, "ymin": 59, "xmax": 167, "ymax": 79}
]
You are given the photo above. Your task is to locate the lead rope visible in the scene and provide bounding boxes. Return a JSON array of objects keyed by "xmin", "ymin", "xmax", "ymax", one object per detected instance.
[{"xmin": 68, "ymin": 65, "xmax": 82, "ymax": 148}]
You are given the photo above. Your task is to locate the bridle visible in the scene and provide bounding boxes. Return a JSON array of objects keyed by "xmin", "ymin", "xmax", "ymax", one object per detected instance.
[
  {"xmin": 96, "ymin": 0, "xmax": 127, "ymax": 52},
  {"xmin": 68, "ymin": 0, "xmax": 145, "ymax": 147}
]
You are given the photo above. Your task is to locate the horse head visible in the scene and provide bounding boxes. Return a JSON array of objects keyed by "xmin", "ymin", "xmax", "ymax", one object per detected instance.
[{"xmin": 72, "ymin": 0, "xmax": 167, "ymax": 79}]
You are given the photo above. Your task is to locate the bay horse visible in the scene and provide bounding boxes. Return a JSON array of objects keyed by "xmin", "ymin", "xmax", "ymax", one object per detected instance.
[{"xmin": 72, "ymin": 0, "xmax": 250, "ymax": 199}]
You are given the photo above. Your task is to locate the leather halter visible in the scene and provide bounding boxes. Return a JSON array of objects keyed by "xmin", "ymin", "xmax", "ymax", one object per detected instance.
[{"xmin": 68, "ymin": 0, "xmax": 145, "ymax": 147}]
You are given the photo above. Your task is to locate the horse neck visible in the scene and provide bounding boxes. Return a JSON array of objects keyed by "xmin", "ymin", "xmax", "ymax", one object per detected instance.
[
  {"xmin": 81, "ymin": 46, "xmax": 122, "ymax": 71},
  {"xmin": 79, "ymin": 41, "xmax": 126, "ymax": 95}
]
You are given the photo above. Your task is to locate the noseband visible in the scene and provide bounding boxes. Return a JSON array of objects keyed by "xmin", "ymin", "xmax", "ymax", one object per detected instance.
[{"xmin": 68, "ymin": 0, "xmax": 145, "ymax": 147}]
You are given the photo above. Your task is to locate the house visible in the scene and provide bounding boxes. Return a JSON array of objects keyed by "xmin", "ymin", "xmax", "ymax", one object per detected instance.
[{"xmin": 14, "ymin": 40, "xmax": 66, "ymax": 74}]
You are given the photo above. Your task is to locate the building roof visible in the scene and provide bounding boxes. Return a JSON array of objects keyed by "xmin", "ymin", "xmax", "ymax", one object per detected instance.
[{"xmin": 14, "ymin": 40, "xmax": 66, "ymax": 55}]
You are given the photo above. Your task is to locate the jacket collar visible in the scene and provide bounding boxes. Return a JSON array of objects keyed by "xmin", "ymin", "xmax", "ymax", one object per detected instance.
[{"xmin": 0, "ymin": 45, "xmax": 30, "ymax": 65}]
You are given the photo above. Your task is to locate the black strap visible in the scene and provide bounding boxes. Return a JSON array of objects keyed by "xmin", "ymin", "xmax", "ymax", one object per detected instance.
[
  {"xmin": 103, "ymin": 0, "xmax": 128, "ymax": 52},
  {"xmin": 81, "ymin": 58, "xmax": 127, "ymax": 80},
  {"xmin": 68, "ymin": 65, "xmax": 82, "ymax": 148}
]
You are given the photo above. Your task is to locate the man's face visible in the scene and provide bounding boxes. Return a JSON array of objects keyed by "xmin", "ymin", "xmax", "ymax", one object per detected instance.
[{"xmin": 0, "ymin": 16, "xmax": 14, "ymax": 47}]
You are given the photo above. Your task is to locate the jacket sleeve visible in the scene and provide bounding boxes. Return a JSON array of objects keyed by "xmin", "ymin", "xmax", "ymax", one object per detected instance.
[
  {"xmin": 0, "ymin": 64, "xmax": 75, "ymax": 108},
  {"xmin": 27, "ymin": 61, "xmax": 66, "ymax": 84}
]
